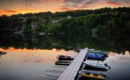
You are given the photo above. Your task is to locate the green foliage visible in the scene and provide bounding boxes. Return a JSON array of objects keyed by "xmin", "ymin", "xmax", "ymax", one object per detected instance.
[
  {"xmin": 23, "ymin": 24, "xmax": 32, "ymax": 33},
  {"xmin": 0, "ymin": 7, "xmax": 130, "ymax": 52},
  {"xmin": 46, "ymin": 23, "xmax": 61, "ymax": 33}
]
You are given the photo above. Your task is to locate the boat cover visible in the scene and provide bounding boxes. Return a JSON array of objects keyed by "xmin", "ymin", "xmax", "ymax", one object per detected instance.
[{"xmin": 86, "ymin": 53, "xmax": 104, "ymax": 60}]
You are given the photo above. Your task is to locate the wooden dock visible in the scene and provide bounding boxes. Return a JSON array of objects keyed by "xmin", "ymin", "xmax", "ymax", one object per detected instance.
[{"xmin": 58, "ymin": 48, "xmax": 88, "ymax": 80}]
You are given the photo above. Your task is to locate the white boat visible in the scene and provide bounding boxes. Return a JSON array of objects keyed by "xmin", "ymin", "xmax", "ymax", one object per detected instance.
[{"xmin": 83, "ymin": 61, "xmax": 110, "ymax": 71}]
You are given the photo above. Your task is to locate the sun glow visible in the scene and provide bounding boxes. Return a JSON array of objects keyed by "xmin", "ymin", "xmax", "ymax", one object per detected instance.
[{"xmin": 0, "ymin": 9, "xmax": 38, "ymax": 16}]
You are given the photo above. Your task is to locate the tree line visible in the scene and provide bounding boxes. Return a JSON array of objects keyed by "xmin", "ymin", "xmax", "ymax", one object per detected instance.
[{"xmin": 0, "ymin": 7, "xmax": 130, "ymax": 52}]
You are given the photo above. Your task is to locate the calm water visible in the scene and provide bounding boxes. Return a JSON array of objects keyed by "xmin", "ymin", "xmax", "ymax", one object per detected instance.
[
  {"xmin": 0, "ymin": 48, "xmax": 76, "ymax": 80},
  {"xmin": 0, "ymin": 49, "xmax": 130, "ymax": 80},
  {"xmin": 104, "ymin": 52, "xmax": 130, "ymax": 80},
  {"xmin": 0, "ymin": 34, "xmax": 130, "ymax": 80}
]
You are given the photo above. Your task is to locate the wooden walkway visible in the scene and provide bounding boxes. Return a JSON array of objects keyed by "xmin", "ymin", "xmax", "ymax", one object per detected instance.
[{"xmin": 58, "ymin": 48, "xmax": 88, "ymax": 80}]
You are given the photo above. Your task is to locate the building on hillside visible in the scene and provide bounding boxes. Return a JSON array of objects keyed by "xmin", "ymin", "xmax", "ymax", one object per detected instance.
[
  {"xmin": 51, "ymin": 19, "xmax": 59, "ymax": 23},
  {"xmin": 31, "ymin": 21, "xmax": 37, "ymax": 29},
  {"xmin": 67, "ymin": 15, "xmax": 72, "ymax": 19}
]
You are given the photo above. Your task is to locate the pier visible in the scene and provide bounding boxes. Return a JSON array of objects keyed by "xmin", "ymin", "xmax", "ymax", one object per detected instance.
[{"xmin": 58, "ymin": 48, "xmax": 88, "ymax": 80}]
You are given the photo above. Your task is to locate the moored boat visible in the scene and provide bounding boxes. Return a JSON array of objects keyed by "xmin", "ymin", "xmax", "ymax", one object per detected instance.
[
  {"xmin": 78, "ymin": 70, "xmax": 107, "ymax": 80},
  {"xmin": 88, "ymin": 51, "xmax": 108, "ymax": 57},
  {"xmin": 57, "ymin": 55, "xmax": 74, "ymax": 60},
  {"xmin": 86, "ymin": 51, "xmax": 108, "ymax": 61},
  {"xmin": 55, "ymin": 60, "xmax": 71, "ymax": 66},
  {"xmin": 83, "ymin": 61, "xmax": 110, "ymax": 71}
]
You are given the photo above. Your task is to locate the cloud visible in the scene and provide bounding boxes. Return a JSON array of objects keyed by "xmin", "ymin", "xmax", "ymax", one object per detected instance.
[
  {"xmin": 61, "ymin": 0, "xmax": 103, "ymax": 10},
  {"xmin": 104, "ymin": 0, "xmax": 130, "ymax": 6},
  {"xmin": 0, "ymin": 8, "xmax": 37, "ymax": 16},
  {"xmin": 0, "ymin": 9, "xmax": 17, "ymax": 13},
  {"xmin": 0, "ymin": 0, "xmax": 130, "ymax": 16},
  {"xmin": 105, "ymin": 0, "xmax": 130, "ymax": 4},
  {"xmin": 61, "ymin": 0, "xmax": 130, "ymax": 10},
  {"xmin": 104, "ymin": 1, "xmax": 121, "ymax": 6},
  {"xmin": 0, "ymin": 0, "xmax": 62, "ymax": 3},
  {"xmin": 60, "ymin": 7, "xmax": 74, "ymax": 11}
]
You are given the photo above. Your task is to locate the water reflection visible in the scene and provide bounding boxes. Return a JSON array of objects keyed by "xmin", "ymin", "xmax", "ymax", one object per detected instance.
[
  {"xmin": 0, "ymin": 33, "xmax": 130, "ymax": 80},
  {"xmin": 0, "ymin": 48, "xmax": 76, "ymax": 80},
  {"xmin": 0, "ymin": 33, "xmax": 129, "ymax": 53},
  {"xmin": 105, "ymin": 52, "xmax": 130, "ymax": 80}
]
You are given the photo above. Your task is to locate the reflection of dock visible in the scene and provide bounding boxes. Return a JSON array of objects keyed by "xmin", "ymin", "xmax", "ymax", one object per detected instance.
[{"xmin": 58, "ymin": 48, "xmax": 88, "ymax": 80}]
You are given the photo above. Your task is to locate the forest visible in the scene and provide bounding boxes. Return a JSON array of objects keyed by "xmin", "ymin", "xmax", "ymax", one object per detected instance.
[{"xmin": 0, "ymin": 7, "xmax": 130, "ymax": 52}]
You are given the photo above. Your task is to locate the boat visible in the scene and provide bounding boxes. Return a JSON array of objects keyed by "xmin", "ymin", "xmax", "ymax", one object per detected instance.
[
  {"xmin": 78, "ymin": 70, "xmax": 107, "ymax": 80},
  {"xmin": 55, "ymin": 60, "xmax": 71, "ymax": 66},
  {"xmin": 86, "ymin": 51, "xmax": 108, "ymax": 61},
  {"xmin": 82, "ymin": 61, "xmax": 110, "ymax": 71},
  {"xmin": 88, "ymin": 51, "xmax": 108, "ymax": 57},
  {"xmin": 57, "ymin": 55, "xmax": 74, "ymax": 60},
  {"xmin": 86, "ymin": 53, "xmax": 105, "ymax": 61}
]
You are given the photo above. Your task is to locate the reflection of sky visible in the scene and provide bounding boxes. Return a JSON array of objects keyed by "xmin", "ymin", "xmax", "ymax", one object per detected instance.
[
  {"xmin": 104, "ymin": 52, "xmax": 130, "ymax": 80},
  {"xmin": 0, "ymin": 0, "xmax": 130, "ymax": 16},
  {"xmin": 0, "ymin": 48, "xmax": 130, "ymax": 80},
  {"xmin": 0, "ymin": 47, "xmax": 76, "ymax": 80}
]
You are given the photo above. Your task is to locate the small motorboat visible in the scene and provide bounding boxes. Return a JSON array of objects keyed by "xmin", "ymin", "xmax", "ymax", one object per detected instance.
[
  {"xmin": 86, "ymin": 53, "xmax": 105, "ymax": 61},
  {"xmin": 78, "ymin": 70, "xmax": 107, "ymax": 80},
  {"xmin": 55, "ymin": 60, "xmax": 71, "ymax": 66},
  {"xmin": 83, "ymin": 61, "xmax": 110, "ymax": 71},
  {"xmin": 86, "ymin": 51, "xmax": 108, "ymax": 61},
  {"xmin": 57, "ymin": 55, "xmax": 74, "ymax": 60},
  {"xmin": 88, "ymin": 51, "xmax": 108, "ymax": 57},
  {"xmin": 0, "ymin": 51, "xmax": 6, "ymax": 55}
]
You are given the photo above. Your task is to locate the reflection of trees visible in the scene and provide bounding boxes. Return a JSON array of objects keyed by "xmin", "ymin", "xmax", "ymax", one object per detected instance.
[
  {"xmin": 0, "ymin": 33, "xmax": 129, "ymax": 53},
  {"xmin": 0, "ymin": 7, "xmax": 129, "ymax": 53},
  {"xmin": 0, "ymin": 33, "xmax": 25, "ymax": 49}
]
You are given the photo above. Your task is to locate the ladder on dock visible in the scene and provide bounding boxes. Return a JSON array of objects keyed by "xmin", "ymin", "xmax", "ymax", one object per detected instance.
[{"xmin": 58, "ymin": 48, "xmax": 88, "ymax": 80}]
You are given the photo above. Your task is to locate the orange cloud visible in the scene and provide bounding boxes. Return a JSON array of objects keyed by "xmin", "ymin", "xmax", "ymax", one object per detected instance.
[
  {"xmin": 104, "ymin": 1, "xmax": 120, "ymax": 6},
  {"xmin": 0, "ymin": 9, "xmax": 37, "ymax": 16},
  {"xmin": 60, "ymin": 5, "xmax": 95, "ymax": 12},
  {"xmin": 0, "ymin": 9, "xmax": 16, "ymax": 16},
  {"xmin": 60, "ymin": 7, "xmax": 74, "ymax": 11},
  {"xmin": 15, "ymin": 9, "xmax": 37, "ymax": 14},
  {"xmin": 0, "ymin": 9, "xmax": 17, "ymax": 13}
]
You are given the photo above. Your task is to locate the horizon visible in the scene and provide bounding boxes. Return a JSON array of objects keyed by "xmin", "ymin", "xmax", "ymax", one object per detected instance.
[
  {"xmin": 0, "ymin": 7, "xmax": 130, "ymax": 17},
  {"xmin": 0, "ymin": 0, "xmax": 130, "ymax": 16}
]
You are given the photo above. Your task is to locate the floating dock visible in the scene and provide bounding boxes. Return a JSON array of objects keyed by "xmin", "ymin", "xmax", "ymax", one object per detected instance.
[{"xmin": 58, "ymin": 48, "xmax": 88, "ymax": 80}]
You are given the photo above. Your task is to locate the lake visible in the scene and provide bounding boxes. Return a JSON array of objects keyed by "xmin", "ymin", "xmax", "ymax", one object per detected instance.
[
  {"xmin": 0, "ymin": 34, "xmax": 130, "ymax": 80},
  {"xmin": 0, "ymin": 48, "xmax": 76, "ymax": 80}
]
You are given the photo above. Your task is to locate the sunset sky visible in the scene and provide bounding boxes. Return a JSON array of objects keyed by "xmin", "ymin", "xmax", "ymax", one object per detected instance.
[{"xmin": 0, "ymin": 0, "xmax": 130, "ymax": 16}]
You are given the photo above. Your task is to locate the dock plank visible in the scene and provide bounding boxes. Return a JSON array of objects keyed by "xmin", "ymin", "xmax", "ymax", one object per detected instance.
[{"xmin": 58, "ymin": 48, "xmax": 88, "ymax": 80}]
